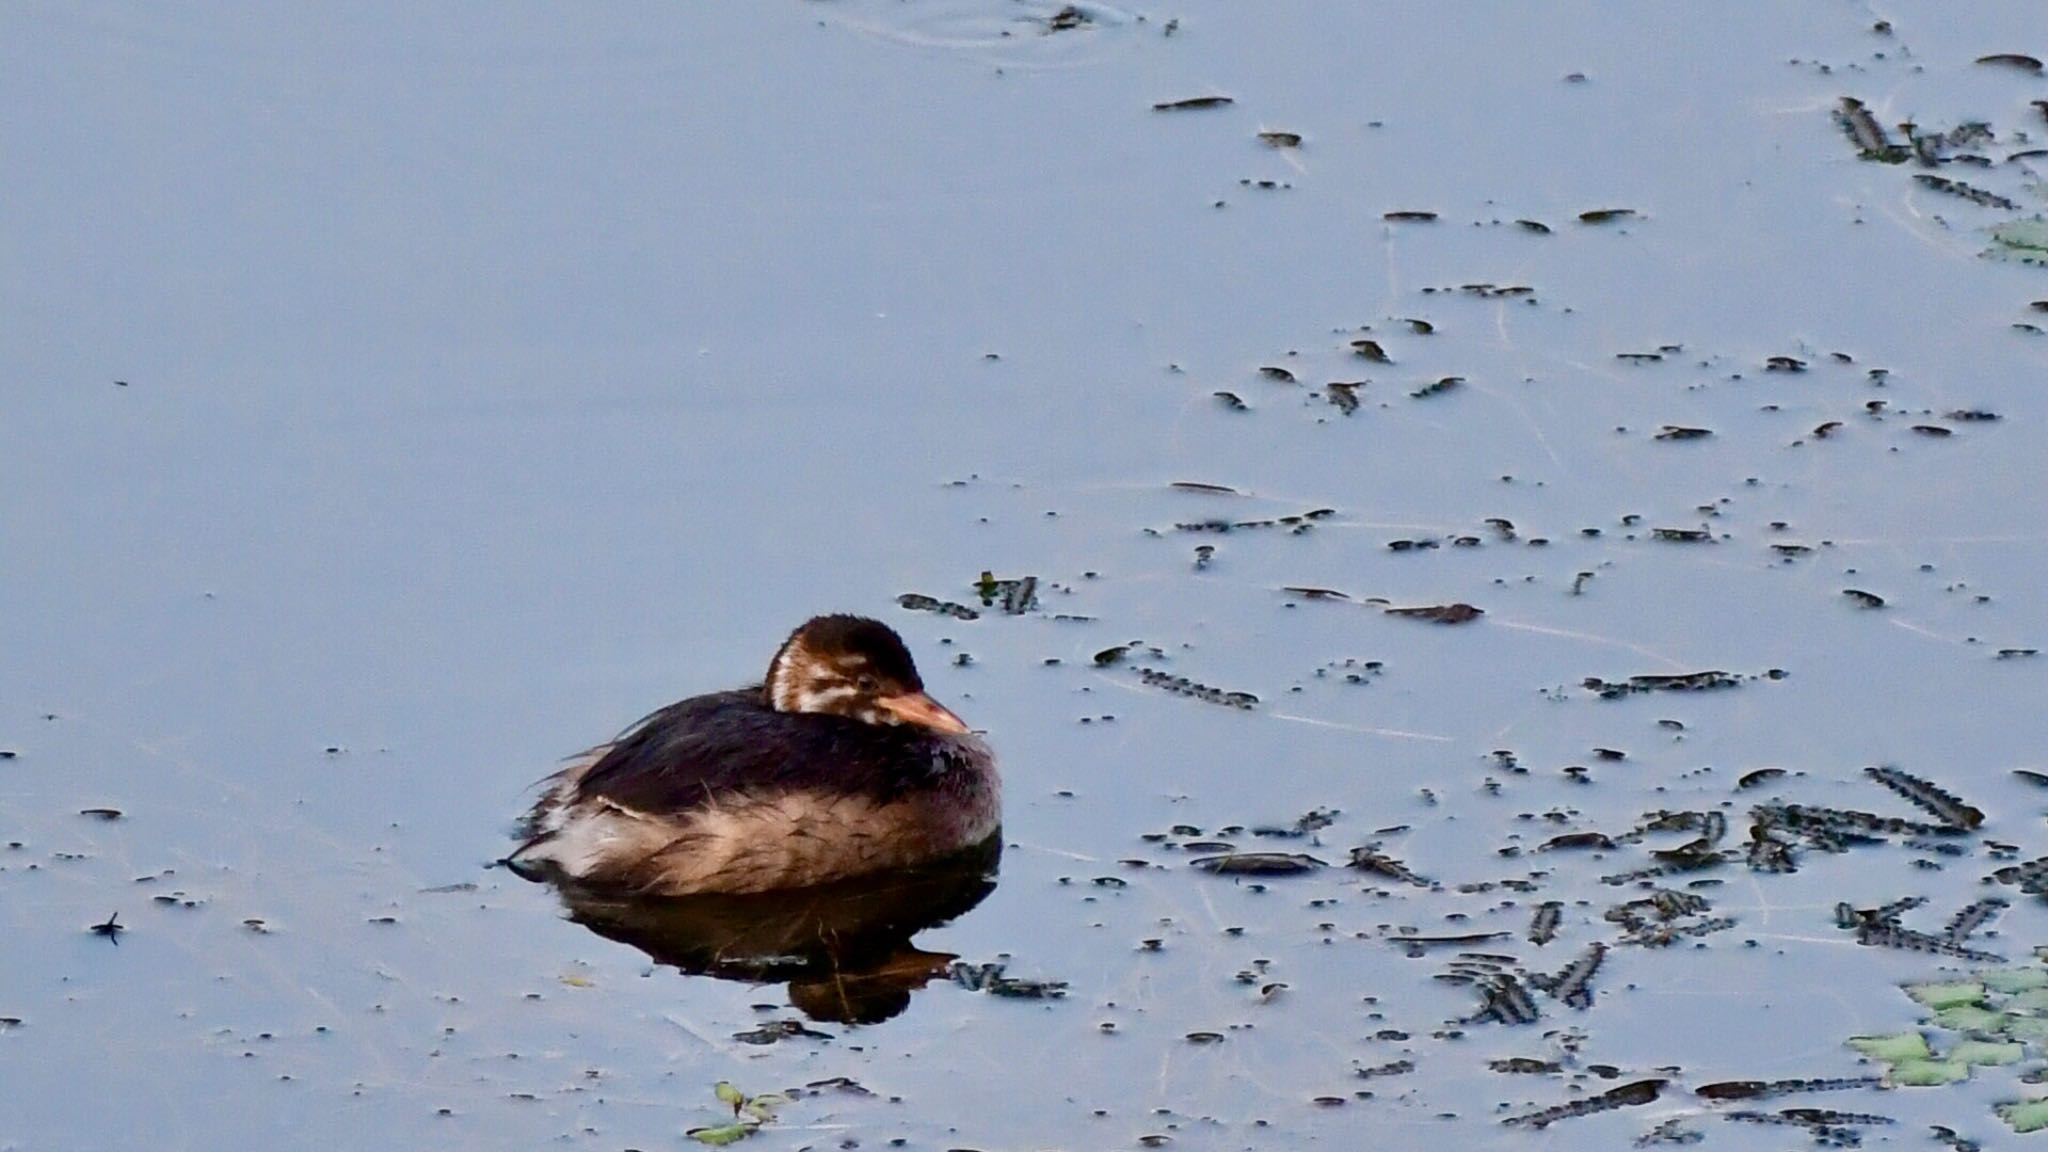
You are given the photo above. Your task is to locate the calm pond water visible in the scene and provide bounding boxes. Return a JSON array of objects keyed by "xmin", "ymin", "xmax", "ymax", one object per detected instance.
[{"xmin": 6, "ymin": 3, "xmax": 2048, "ymax": 1148}]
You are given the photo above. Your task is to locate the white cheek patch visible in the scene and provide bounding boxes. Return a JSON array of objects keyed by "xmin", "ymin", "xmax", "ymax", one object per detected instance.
[{"xmin": 792, "ymin": 683, "xmax": 857, "ymax": 713}]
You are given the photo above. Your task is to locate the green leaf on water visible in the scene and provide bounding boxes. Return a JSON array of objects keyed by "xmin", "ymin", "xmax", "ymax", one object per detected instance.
[
  {"xmin": 1999, "ymin": 1098, "xmax": 2048, "ymax": 1133},
  {"xmin": 1982, "ymin": 967, "xmax": 2048, "ymax": 994},
  {"xmin": 1906, "ymin": 981, "xmax": 1985, "ymax": 1010},
  {"xmin": 1849, "ymin": 1032, "xmax": 1930, "ymax": 1061},
  {"xmin": 1951, "ymin": 1039, "xmax": 2025, "ymax": 1066},
  {"xmin": 688, "ymin": 1123, "xmax": 756, "ymax": 1146},
  {"xmin": 714, "ymin": 1081, "xmax": 745, "ymax": 1108},
  {"xmin": 1935, "ymin": 1004, "xmax": 2007, "ymax": 1033},
  {"xmin": 1889, "ymin": 1058, "xmax": 1970, "ymax": 1086},
  {"xmin": 1986, "ymin": 219, "xmax": 2048, "ymax": 266},
  {"xmin": 2001, "ymin": 1014, "xmax": 2048, "ymax": 1041}
]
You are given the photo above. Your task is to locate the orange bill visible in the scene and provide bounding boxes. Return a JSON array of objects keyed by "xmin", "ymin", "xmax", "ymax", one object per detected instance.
[{"xmin": 878, "ymin": 691, "xmax": 971, "ymax": 734}]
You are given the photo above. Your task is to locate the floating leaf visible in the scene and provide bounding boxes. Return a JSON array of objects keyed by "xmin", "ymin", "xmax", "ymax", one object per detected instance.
[
  {"xmin": 714, "ymin": 1082, "xmax": 745, "ymax": 1108},
  {"xmin": 1999, "ymin": 1099, "xmax": 2048, "ymax": 1133},
  {"xmin": 1906, "ymin": 981, "xmax": 1986, "ymax": 1010},
  {"xmin": 1934, "ymin": 1004, "xmax": 2006, "ymax": 1033},
  {"xmin": 1849, "ymin": 1033, "xmax": 1930, "ymax": 1061},
  {"xmin": 1950, "ymin": 1040, "xmax": 2024, "ymax": 1066},
  {"xmin": 1983, "ymin": 968, "xmax": 2048, "ymax": 994},
  {"xmin": 1890, "ymin": 1059, "xmax": 1969, "ymax": 1087},
  {"xmin": 1986, "ymin": 220, "xmax": 2048, "ymax": 266},
  {"xmin": 688, "ymin": 1123, "xmax": 756, "ymax": 1146}
]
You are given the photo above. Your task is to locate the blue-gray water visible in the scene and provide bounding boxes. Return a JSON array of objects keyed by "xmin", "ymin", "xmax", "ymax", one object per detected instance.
[{"xmin": 5, "ymin": 3, "xmax": 2048, "ymax": 1148}]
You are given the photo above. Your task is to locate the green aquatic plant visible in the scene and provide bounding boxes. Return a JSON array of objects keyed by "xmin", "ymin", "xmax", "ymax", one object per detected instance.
[
  {"xmin": 1985, "ymin": 219, "xmax": 2048, "ymax": 266},
  {"xmin": 686, "ymin": 1081, "xmax": 789, "ymax": 1146},
  {"xmin": 1849, "ymin": 958, "xmax": 2048, "ymax": 1132}
]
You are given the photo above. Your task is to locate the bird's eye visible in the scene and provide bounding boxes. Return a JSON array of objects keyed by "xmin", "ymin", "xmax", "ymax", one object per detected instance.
[{"xmin": 855, "ymin": 675, "xmax": 879, "ymax": 694}]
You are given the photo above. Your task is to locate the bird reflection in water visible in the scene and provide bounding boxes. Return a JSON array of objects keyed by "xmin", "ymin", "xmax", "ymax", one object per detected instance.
[{"xmin": 523, "ymin": 835, "xmax": 1000, "ymax": 1024}]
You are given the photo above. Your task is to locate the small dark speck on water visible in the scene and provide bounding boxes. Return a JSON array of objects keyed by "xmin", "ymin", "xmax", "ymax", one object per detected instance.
[{"xmin": 90, "ymin": 911, "xmax": 124, "ymax": 943}]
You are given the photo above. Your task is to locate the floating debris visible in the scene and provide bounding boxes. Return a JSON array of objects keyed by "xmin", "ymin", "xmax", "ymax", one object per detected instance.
[
  {"xmin": 1914, "ymin": 174, "xmax": 2020, "ymax": 210},
  {"xmin": 1837, "ymin": 97, "xmax": 1910, "ymax": 162},
  {"xmin": 1348, "ymin": 845, "xmax": 1434, "ymax": 887},
  {"xmin": 897, "ymin": 593, "xmax": 979, "ymax": 620},
  {"xmin": 1654, "ymin": 425, "xmax": 1712, "ymax": 440},
  {"xmin": 1282, "ymin": 586, "xmax": 1349, "ymax": 601},
  {"xmin": 1865, "ymin": 766, "xmax": 1983, "ymax": 829},
  {"xmin": 1409, "ymin": 376, "xmax": 1462, "ymax": 399},
  {"xmin": 1765, "ymin": 355, "xmax": 1808, "ymax": 372},
  {"xmin": 949, "ymin": 961, "xmax": 1067, "ymax": 999},
  {"xmin": 1384, "ymin": 210, "xmax": 1438, "ymax": 222},
  {"xmin": 1578, "ymin": 208, "xmax": 1638, "ymax": 224},
  {"xmin": 1503, "ymin": 1079, "xmax": 1666, "ymax": 1128},
  {"xmin": 1258, "ymin": 365, "xmax": 1297, "ymax": 383},
  {"xmin": 1842, "ymin": 589, "xmax": 1886, "ymax": 608},
  {"xmin": 1171, "ymin": 481, "xmax": 1239, "ymax": 494},
  {"xmin": 1843, "ymin": 910, "xmax": 2003, "ymax": 963},
  {"xmin": 1473, "ymin": 972, "xmax": 1541, "ymax": 1024},
  {"xmin": 1696, "ymin": 1077, "xmax": 1884, "ymax": 1102},
  {"xmin": 1384, "ymin": 602, "xmax": 1483, "ymax": 624},
  {"xmin": 1191, "ymin": 852, "xmax": 1325, "ymax": 875},
  {"xmin": 1945, "ymin": 898, "xmax": 2007, "ymax": 944},
  {"xmin": 1976, "ymin": 53, "xmax": 2044, "ymax": 73},
  {"xmin": 732, "ymin": 1019, "xmax": 832, "ymax": 1045},
  {"xmin": 1528, "ymin": 901, "xmax": 1563, "ymax": 945},
  {"xmin": 1736, "ymin": 767, "xmax": 1787, "ymax": 790},
  {"xmin": 1650, "ymin": 527, "xmax": 1713, "ymax": 542},
  {"xmin": 1531, "ymin": 943, "xmax": 1606, "ymax": 1008},
  {"xmin": 1043, "ymin": 4, "xmax": 1089, "ymax": 31},
  {"xmin": 90, "ymin": 911, "xmax": 124, "ymax": 943},
  {"xmin": 1758, "ymin": 802, "xmax": 1965, "ymax": 841},
  {"xmin": 1324, "ymin": 380, "xmax": 1362, "ymax": 414},
  {"xmin": 1991, "ymin": 855, "xmax": 2048, "ymax": 896},
  {"xmin": 975, "ymin": 571, "xmax": 1038, "ymax": 614},
  {"xmin": 1163, "ymin": 507, "xmax": 1336, "ymax": 534},
  {"xmin": 1213, "ymin": 390, "xmax": 1248, "ymax": 410},
  {"xmin": 1134, "ymin": 667, "xmax": 1257, "ymax": 709},
  {"xmin": 1607, "ymin": 889, "xmax": 1731, "ymax": 946},
  {"xmin": 79, "ymin": 807, "xmax": 123, "ymax": 821},
  {"xmin": 1350, "ymin": 338, "xmax": 1391, "ymax": 363},
  {"xmin": 1582, "ymin": 670, "xmax": 1737, "ymax": 697},
  {"xmin": 1542, "ymin": 832, "xmax": 1616, "ymax": 851},
  {"xmin": 1257, "ymin": 130, "xmax": 1302, "ymax": 148},
  {"xmin": 1515, "ymin": 219, "xmax": 1551, "ymax": 233},
  {"xmin": 1153, "ymin": 95, "xmax": 1234, "ymax": 111},
  {"xmin": 1912, "ymin": 424, "xmax": 1954, "ymax": 437}
]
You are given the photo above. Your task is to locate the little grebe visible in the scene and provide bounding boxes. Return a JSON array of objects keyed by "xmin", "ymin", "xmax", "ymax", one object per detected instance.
[{"xmin": 509, "ymin": 615, "xmax": 1000, "ymax": 895}]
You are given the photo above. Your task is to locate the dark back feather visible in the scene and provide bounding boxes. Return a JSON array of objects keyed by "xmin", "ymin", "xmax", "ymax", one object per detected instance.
[{"xmin": 572, "ymin": 688, "xmax": 987, "ymax": 815}]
